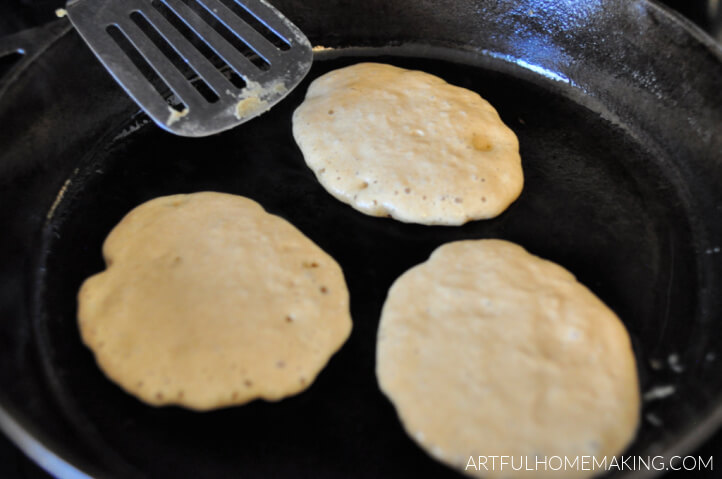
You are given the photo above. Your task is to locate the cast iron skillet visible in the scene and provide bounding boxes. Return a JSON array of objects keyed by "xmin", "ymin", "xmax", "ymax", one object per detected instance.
[{"xmin": 1, "ymin": 0, "xmax": 721, "ymax": 477}]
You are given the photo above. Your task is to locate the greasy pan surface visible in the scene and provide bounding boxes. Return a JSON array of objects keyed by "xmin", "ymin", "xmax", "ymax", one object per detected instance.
[{"xmin": 1, "ymin": 0, "xmax": 721, "ymax": 477}]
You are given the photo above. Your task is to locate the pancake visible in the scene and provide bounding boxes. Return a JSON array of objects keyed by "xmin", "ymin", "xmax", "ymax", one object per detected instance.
[
  {"xmin": 78, "ymin": 192, "xmax": 352, "ymax": 411},
  {"xmin": 292, "ymin": 62, "xmax": 523, "ymax": 225},
  {"xmin": 376, "ymin": 239, "xmax": 640, "ymax": 478}
]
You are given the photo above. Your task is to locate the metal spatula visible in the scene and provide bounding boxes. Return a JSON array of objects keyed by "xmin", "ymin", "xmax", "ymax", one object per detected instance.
[{"xmin": 66, "ymin": 0, "xmax": 312, "ymax": 137}]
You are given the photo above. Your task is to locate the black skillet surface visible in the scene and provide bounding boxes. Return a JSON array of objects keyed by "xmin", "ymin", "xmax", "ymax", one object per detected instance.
[{"xmin": 1, "ymin": 0, "xmax": 721, "ymax": 477}]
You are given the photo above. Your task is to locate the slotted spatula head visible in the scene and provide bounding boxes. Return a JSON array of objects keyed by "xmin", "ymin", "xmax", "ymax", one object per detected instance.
[{"xmin": 66, "ymin": 0, "xmax": 312, "ymax": 137}]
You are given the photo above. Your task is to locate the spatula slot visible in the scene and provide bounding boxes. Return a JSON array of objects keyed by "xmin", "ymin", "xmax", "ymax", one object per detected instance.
[
  {"xmin": 178, "ymin": 0, "xmax": 271, "ymax": 71},
  {"xmin": 150, "ymin": 0, "xmax": 247, "ymax": 90},
  {"xmin": 106, "ymin": 24, "xmax": 187, "ymax": 112},
  {"xmin": 129, "ymin": 11, "xmax": 220, "ymax": 103},
  {"xmin": 217, "ymin": 0, "xmax": 291, "ymax": 51}
]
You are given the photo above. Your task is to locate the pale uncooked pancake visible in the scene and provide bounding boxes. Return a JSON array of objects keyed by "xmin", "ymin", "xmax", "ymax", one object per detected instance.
[
  {"xmin": 376, "ymin": 239, "xmax": 639, "ymax": 478},
  {"xmin": 78, "ymin": 192, "xmax": 352, "ymax": 411},
  {"xmin": 292, "ymin": 62, "xmax": 523, "ymax": 226}
]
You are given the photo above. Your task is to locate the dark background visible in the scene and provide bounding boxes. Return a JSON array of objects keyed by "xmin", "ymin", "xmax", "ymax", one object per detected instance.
[{"xmin": 1, "ymin": 0, "xmax": 720, "ymax": 477}]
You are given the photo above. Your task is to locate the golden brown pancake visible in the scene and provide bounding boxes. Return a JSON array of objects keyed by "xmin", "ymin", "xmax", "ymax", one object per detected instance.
[
  {"xmin": 293, "ymin": 62, "xmax": 523, "ymax": 225},
  {"xmin": 78, "ymin": 192, "xmax": 352, "ymax": 411},
  {"xmin": 376, "ymin": 239, "xmax": 639, "ymax": 478}
]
